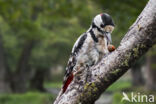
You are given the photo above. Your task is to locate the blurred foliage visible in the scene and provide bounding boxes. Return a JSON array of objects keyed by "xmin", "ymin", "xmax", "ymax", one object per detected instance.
[
  {"xmin": 0, "ymin": 92, "xmax": 54, "ymax": 104},
  {"xmin": 106, "ymin": 80, "xmax": 131, "ymax": 92},
  {"xmin": 0, "ymin": 0, "xmax": 148, "ymax": 71},
  {"xmin": 0, "ymin": 0, "xmax": 99, "ymax": 71},
  {"xmin": 91, "ymin": 0, "xmax": 148, "ymax": 46},
  {"xmin": 44, "ymin": 82, "xmax": 62, "ymax": 89},
  {"xmin": 0, "ymin": 1, "xmax": 155, "ymax": 103},
  {"xmin": 147, "ymin": 45, "xmax": 156, "ymax": 56}
]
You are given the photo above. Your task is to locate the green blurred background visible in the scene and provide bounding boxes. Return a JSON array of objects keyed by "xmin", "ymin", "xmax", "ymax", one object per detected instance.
[{"xmin": 0, "ymin": 0, "xmax": 155, "ymax": 104}]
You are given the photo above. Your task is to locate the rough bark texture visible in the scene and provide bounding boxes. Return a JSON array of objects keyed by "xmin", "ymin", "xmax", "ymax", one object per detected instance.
[{"xmin": 54, "ymin": 0, "xmax": 156, "ymax": 103}]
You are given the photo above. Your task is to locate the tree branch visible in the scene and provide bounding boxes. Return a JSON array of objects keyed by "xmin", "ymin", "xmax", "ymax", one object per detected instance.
[{"xmin": 54, "ymin": 0, "xmax": 156, "ymax": 103}]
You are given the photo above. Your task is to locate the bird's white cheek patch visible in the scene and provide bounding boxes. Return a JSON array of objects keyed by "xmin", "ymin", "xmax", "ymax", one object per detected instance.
[{"xmin": 94, "ymin": 15, "xmax": 103, "ymax": 28}]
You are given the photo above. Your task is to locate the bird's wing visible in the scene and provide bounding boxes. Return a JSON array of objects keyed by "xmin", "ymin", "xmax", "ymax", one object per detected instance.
[{"xmin": 63, "ymin": 33, "xmax": 87, "ymax": 84}]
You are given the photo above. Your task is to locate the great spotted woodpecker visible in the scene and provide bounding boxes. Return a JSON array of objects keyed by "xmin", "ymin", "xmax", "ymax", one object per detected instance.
[{"xmin": 62, "ymin": 13, "xmax": 115, "ymax": 93}]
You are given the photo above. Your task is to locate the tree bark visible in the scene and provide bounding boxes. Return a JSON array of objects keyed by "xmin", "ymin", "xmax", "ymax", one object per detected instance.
[
  {"xmin": 11, "ymin": 40, "xmax": 35, "ymax": 93},
  {"xmin": 54, "ymin": 0, "xmax": 156, "ymax": 103},
  {"xmin": 0, "ymin": 34, "xmax": 10, "ymax": 93},
  {"xmin": 131, "ymin": 67, "xmax": 144, "ymax": 86},
  {"xmin": 131, "ymin": 57, "xmax": 145, "ymax": 86},
  {"xmin": 29, "ymin": 68, "xmax": 46, "ymax": 92}
]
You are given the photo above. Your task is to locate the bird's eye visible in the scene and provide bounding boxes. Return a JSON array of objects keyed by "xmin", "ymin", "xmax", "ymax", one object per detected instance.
[{"xmin": 100, "ymin": 24, "xmax": 105, "ymax": 28}]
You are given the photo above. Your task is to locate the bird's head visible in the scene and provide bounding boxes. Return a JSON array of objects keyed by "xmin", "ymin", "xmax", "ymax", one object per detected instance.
[
  {"xmin": 91, "ymin": 13, "xmax": 115, "ymax": 43},
  {"xmin": 92, "ymin": 13, "xmax": 115, "ymax": 33}
]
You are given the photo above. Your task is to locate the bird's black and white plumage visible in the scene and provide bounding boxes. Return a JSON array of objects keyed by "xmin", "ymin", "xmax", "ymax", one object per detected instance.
[{"xmin": 62, "ymin": 13, "xmax": 115, "ymax": 93}]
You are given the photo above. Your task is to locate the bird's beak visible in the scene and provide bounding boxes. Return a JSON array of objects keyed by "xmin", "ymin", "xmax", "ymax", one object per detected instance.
[
  {"xmin": 106, "ymin": 33, "xmax": 112, "ymax": 43},
  {"xmin": 103, "ymin": 25, "xmax": 114, "ymax": 43}
]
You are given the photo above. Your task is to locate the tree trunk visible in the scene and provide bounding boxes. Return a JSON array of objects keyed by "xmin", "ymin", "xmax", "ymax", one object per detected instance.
[
  {"xmin": 131, "ymin": 67, "xmax": 144, "ymax": 86},
  {"xmin": 145, "ymin": 53, "xmax": 156, "ymax": 91},
  {"xmin": 0, "ymin": 34, "xmax": 10, "ymax": 93},
  {"xmin": 11, "ymin": 40, "xmax": 35, "ymax": 93},
  {"xmin": 131, "ymin": 57, "xmax": 145, "ymax": 86},
  {"xmin": 29, "ymin": 68, "xmax": 46, "ymax": 92},
  {"xmin": 54, "ymin": 0, "xmax": 156, "ymax": 103}
]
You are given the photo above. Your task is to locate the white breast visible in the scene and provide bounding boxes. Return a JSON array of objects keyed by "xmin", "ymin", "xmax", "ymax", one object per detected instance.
[
  {"xmin": 96, "ymin": 36, "xmax": 109, "ymax": 54},
  {"xmin": 74, "ymin": 34, "xmax": 109, "ymax": 68}
]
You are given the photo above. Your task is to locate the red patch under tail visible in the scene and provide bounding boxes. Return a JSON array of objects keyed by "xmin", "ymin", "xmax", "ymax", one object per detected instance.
[{"xmin": 63, "ymin": 73, "xmax": 74, "ymax": 93}]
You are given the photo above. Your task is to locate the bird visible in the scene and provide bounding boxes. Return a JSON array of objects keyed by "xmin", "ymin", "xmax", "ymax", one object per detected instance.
[{"xmin": 62, "ymin": 13, "xmax": 115, "ymax": 93}]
